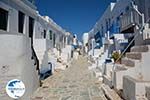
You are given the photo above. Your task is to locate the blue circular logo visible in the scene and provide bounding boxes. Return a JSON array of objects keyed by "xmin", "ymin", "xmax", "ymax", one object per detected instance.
[{"xmin": 6, "ymin": 79, "xmax": 25, "ymax": 99}]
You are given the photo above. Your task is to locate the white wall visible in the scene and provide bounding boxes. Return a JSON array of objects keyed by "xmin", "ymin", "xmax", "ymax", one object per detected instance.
[
  {"xmin": 0, "ymin": 0, "xmax": 38, "ymax": 37},
  {"xmin": 0, "ymin": 0, "xmax": 70, "ymax": 99},
  {"xmin": 34, "ymin": 39, "xmax": 52, "ymax": 52},
  {"xmin": 89, "ymin": 0, "xmax": 133, "ymax": 37},
  {"xmin": 111, "ymin": 0, "xmax": 131, "ymax": 21},
  {"xmin": 0, "ymin": 32, "xmax": 39, "ymax": 99},
  {"xmin": 83, "ymin": 33, "xmax": 89, "ymax": 46}
]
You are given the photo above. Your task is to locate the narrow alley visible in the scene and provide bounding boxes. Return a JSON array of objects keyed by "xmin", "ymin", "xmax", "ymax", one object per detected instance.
[
  {"xmin": 31, "ymin": 56, "xmax": 107, "ymax": 100},
  {"xmin": 1, "ymin": 0, "xmax": 150, "ymax": 100}
]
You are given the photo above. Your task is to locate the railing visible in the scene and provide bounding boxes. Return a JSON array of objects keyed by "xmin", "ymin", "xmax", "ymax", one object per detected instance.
[
  {"xmin": 31, "ymin": 45, "xmax": 40, "ymax": 74},
  {"xmin": 113, "ymin": 18, "xmax": 150, "ymax": 70},
  {"xmin": 114, "ymin": 4, "xmax": 148, "ymax": 65},
  {"xmin": 120, "ymin": 7, "xmax": 144, "ymax": 32}
]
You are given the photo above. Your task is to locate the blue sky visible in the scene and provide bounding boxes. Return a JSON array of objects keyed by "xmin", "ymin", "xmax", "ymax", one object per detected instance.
[{"xmin": 36, "ymin": 0, "xmax": 116, "ymax": 40}]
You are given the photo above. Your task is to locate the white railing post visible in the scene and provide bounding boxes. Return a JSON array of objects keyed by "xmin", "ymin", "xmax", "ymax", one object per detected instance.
[
  {"xmin": 131, "ymin": 10, "xmax": 133, "ymax": 23},
  {"xmin": 142, "ymin": 13, "xmax": 145, "ymax": 27}
]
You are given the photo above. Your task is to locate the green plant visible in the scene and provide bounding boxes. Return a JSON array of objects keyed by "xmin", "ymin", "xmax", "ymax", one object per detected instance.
[{"xmin": 112, "ymin": 51, "xmax": 121, "ymax": 62}]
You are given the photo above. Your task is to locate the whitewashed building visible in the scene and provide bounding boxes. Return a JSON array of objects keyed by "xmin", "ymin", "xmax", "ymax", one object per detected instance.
[
  {"xmin": 88, "ymin": 0, "xmax": 150, "ymax": 56},
  {"xmin": 0, "ymin": 0, "xmax": 40, "ymax": 99},
  {"xmin": 87, "ymin": 0, "xmax": 150, "ymax": 99},
  {"xmin": 82, "ymin": 33, "xmax": 89, "ymax": 46},
  {"xmin": 0, "ymin": 0, "xmax": 72, "ymax": 99},
  {"xmin": 82, "ymin": 32, "xmax": 89, "ymax": 54}
]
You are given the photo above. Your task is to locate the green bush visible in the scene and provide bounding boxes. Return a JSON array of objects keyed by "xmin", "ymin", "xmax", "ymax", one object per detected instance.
[{"xmin": 112, "ymin": 51, "xmax": 121, "ymax": 62}]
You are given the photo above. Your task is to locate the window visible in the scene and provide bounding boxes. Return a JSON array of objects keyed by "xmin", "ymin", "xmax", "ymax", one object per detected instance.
[
  {"xmin": 148, "ymin": 7, "xmax": 150, "ymax": 19},
  {"xmin": 29, "ymin": 16, "xmax": 34, "ymax": 38},
  {"xmin": 125, "ymin": 6, "xmax": 130, "ymax": 12},
  {"xmin": 28, "ymin": 0, "xmax": 35, "ymax": 4},
  {"xmin": 101, "ymin": 25, "xmax": 104, "ymax": 36},
  {"xmin": 0, "ymin": 8, "xmax": 8, "ymax": 31},
  {"xmin": 43, "ymin": 30, "xmax": 46, "ymax": 38},
  {"xmin": 18, "ymin": 11, "xmax": 25, "ymax": 33},
  {"xmin": 148, "ymin": 8, "xmax": 150, "ymax": 28},
  {"xmin": 108, "ymin": 18, "xmax": 111, "ymax": 27},
  {"xmin": 94, "ymin": 31, "xmax": 102, "ymax": 47},
  {"xmin": 49, "ymin": 30, "xmax": 53, "ymax": 40},
  {"xmin": 149, "ymin": 20, "xmax": 150, "ymax": 28},
  {"xmin": 53, "ymin": 33, "xmax": 56, "ymax": 47},
  {"xmin": 116, "ymin": 17, "xmax": 120, "ymax": 32},
  {"xmin": 106, "ymin": 19, "xmax": 109, "ymax": 31}
]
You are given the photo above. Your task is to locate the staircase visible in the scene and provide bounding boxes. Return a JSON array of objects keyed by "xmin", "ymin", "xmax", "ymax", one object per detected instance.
[
  {"xmin": 101, "ymin": 4, "xmax": 150, "ymax": 99},
  {"xmin": 111, "ymin": 44, "xmax": 150, "ymax": 100},
  {"xmin": 48, "ymin": 48, "xmax": 66, "ymax": 71},
  {"xmin": 48, "ymin": 49, "xmax": 57, "ymax": 72},
  {"xmin": 36, "ymin": 50, "xmax": 50, "ymax": 74}
]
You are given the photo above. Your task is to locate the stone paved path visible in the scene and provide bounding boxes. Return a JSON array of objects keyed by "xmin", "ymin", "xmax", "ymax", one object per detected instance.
[{"xmin": 31, "ymin": 56, "xmax": 107, "ymax": 100}]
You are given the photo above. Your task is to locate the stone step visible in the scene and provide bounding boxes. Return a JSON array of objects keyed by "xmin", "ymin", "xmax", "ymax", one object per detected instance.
[
  {"xmin": 114, "ymin": 64, "xmax": 127, "ymax": 71},
  {"xmin": 131, "ymin": 45, "xmax": 150, "ymax": 52},
  {"xmin": 126, "ymin": 52, "xmax": 142, "ymax": 60},
  {"xmin": 101, "ymin": 84, "xmax": 122, "ymax": 100},
  {"xmin": 146, "ymin": 86, "xmax": 150, "ymax": 100},
  {"xmin": 121, "ymin": 58, "xmax": 139, "ymax": 67},
  {"xmin": 93, "ymin": 68, "xmax": 102, "ymax": 78},
  {"xmin": 103, "ymin": 75, "xmax": 112, "ymax": 88},
  {"xmin": 136, "ymin": 97, "xmax": 148, "ymax": 100},
  {"xmin": 88, "ymin": 64, "xmax": 97, "ymax": 70},
  {"xmin": 55, "ymin": 62, "xmax": 66, "ymax": 70},
  {"xmin": 123, "ymin": 76, "xmax": 149, "ymax": 100},
  {"xmin": 98, "ymin": 77, "xmax": 103, "ymax": 81}
]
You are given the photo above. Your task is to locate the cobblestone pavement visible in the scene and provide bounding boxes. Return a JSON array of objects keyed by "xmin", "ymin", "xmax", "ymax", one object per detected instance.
[{"xmin": 31, "ymin": 56, "xmax": 107, "ymax": 100}]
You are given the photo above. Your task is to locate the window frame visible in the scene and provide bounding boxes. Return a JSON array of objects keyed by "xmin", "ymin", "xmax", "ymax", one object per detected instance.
[
  {"xmin": 18, "ymin": 11, "xmax": 25, "ymax": 33},
  {"xmin": 43, "ymin": 29, "xmax": 46, "ymax": 39},
  {"xmin": 29, "ymin": 16, "xmax": 34, "ymax": 38},
  {"xmin": 148, "ymin": 8, "xmax": 150, "ymax": 17},
  {"xmin": 0, "ymin": 7, "xmax": 8, "ymax": 31},
  {"xmin": 49, "ymin": 30, "xmax": 53, "ymax": 40},
  {"xmin": 53, "ymin": 33, "xmax": 56, "ymax": 47}
]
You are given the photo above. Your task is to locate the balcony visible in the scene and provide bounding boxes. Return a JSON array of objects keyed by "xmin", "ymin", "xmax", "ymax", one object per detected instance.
[{"xmin": 120, "ymin": 9, "xmax": 144, "ymax": 32}]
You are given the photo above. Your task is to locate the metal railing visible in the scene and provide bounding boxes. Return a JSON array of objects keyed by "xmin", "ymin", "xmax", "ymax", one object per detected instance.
[
  {"xmin": 113, "ymin": 18, "xmax": 150, "ymax": 70},
  {"xmin": 121, "ymin": 9, "xmax": 143, "ymax": 31},
  {"xmin": 113, "ymin": 3, "xmax": 144, "ymax": 65},
  {"xmin": 120, "ymin": 5, "xmax": 144, "ymax": 31},
  {"xmin": 31, "ymin": 45, "xmax": 40, "ymax": 74}
]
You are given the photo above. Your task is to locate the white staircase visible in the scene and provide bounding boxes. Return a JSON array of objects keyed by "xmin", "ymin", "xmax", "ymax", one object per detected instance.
[
  {"xmin": 112, "ymin": 45, "xmax": 150, "ymax": 100},
  {"xmin": 36, "ymin": 51, "xmax": 49, "ymax": 73}
]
